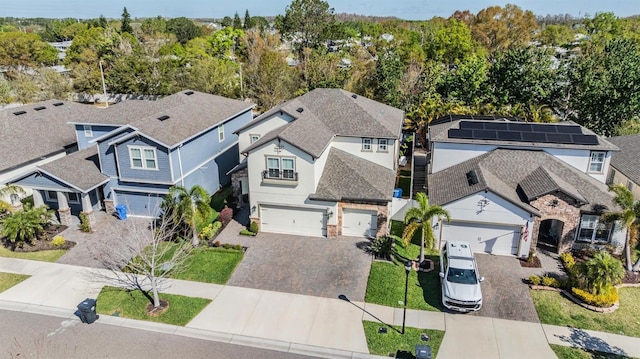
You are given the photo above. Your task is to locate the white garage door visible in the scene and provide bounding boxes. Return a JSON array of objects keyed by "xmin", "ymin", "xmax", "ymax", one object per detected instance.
[
  {"xmin": 260, "ymin": 205, "xmax": 326, "ymax": 237},
  {"xmin": 442, "ymin": 221, "xmax": 520, "ymax": 256},
  {"xmin": 342, "ymin": 208, "xmax": 377, "ymax": 238}
]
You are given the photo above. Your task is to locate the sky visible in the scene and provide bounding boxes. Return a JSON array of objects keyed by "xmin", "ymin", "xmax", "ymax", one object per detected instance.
[{"xmin": 1, "ymin": 0, "xmax": 638, "ymax": 20}]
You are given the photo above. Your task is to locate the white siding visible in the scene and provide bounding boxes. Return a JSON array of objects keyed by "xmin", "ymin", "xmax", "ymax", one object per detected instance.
[
  {"xmin": 330, "ymin": 136, "xmax": 396, "ymax": 170},
  {"xmin": 237, "ymin": 112, "xmax": 294, "ymax": 156},
  {"xmin": 544, "ymin": 148, "xmax": 611, "ymax": 183},
  {"xmin": 430, "ymin": 142, "xmax": 496, "ymax": 173}
]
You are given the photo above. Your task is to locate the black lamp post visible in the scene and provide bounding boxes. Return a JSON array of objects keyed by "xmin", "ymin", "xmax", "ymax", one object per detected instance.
[{"xmin": 402, "ymin": 260, "xmax": 412, "ymax": 334}]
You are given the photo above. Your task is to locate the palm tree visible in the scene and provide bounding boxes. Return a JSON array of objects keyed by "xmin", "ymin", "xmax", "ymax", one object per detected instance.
[
  {"xmin": 0, "ymin": 184, "xmax": 26, "ymax": 215},
  {"xmin": 582, "ymin": 251, "xmax": 625, "ymax": 295},
  {"xmin": 164, "ymin": 185, "xmax": 212, "ymax": 246},
  {"xmin": 402, "ymin": 192, "xmax": 451, "ymax": 263},
  {"xmin": 601, "ymin": 184, "xmax": 640, "ymax": 271}
]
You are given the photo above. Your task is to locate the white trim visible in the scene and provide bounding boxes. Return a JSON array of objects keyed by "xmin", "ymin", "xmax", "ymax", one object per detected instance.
[
  {"xmin": 83, "ymin": 125, "xmax": 93, "ymax": 137},
  {"xmin": 218, "ymin": 124, "xmax": 225, "ymax": 142},
  {"xmin": 587, "ymin": 151, "xmax": 606, "ymax": 174},
  {"xmin": 128, "ymin": 145, "xmax": 158, "ymax": 170},
  {"xmin": 362, "ymin": 138, "xmax": 372, "ymax": 151},
  {"xmin": 117, "ymin": 177, "xmax": 175, "ymax": 185},
  {"xmin": 108, "ymin": 130, "xmax": 171, "ymax": 150},
  {"xmin": 257, "ymin": 201, "xmax": 331, "ymax": 211},
  {"xmin": 377, "ymin": 138, "xmax": 388, "ymax": 152},
  {"xmin": 250, "ymin": 134, "xmax": 260, "ymax": 144},
  {"xmin": 112, "ymin": 187, "xmax": 170, "ymax": 195},
  {"xmin": 88, "ymin": 125, "xmax": 135, "ymax": 144}
]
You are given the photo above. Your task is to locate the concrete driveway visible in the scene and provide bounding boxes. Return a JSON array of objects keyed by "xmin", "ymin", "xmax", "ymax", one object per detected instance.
[
  {"xmin": 224, "ymin": 232, "xmax": 373, "ymax": 302},
  {"xmin": 470, "ymin": 253, "xmax": 543, "ymax": 322}
]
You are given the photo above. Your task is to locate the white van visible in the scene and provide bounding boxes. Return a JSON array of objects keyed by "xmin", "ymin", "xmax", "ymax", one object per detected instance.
[{"xmin": 439, "ymin": 241, "xmax": 484, "ymax": 312}]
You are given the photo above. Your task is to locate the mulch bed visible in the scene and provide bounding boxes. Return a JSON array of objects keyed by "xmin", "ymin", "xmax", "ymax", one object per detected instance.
[
  {"xmin": 623, "ymin": 271, "xmax": 640, "ymax": 284},
  {"xmin": 519, "ymin": 256, "xmax": 542, "ymax": 268},
  {"xmin": 2, "ymin": 223, "xmax": 75, "ymax": 252}
]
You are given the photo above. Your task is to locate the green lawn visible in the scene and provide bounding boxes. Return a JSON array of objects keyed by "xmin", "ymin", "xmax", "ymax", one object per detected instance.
[
  {"xmin": 0, "ymin": 272, "xmax": 30, "ymax": 292},
  {"xmin": 365, "ymin": 224, "xmax": 442, "ymax": 311},
  {"xmin": 399, "ymin": 170, "xmax": 412, "ymax": 177},
  {"xmin": 96, "ymin": 286, "xmax": 211, "ymax": 326},
  {"xmin": 550, "ymin": 344, "xmax": 633, "ymax": 359},
  {"xmin": 531, "ymin": 287, "xmax": 640, "ymax": 337},
  {"xmin": 0, "ymin": 246, "xmax": 67, "ymax": 262},
  {"xmin": 172, "ymin": 247, "xmax": 243, "ymax": 284},
  {"xmin": 363, "ymin": 321, "xmax": 444, "ymax": 358}
]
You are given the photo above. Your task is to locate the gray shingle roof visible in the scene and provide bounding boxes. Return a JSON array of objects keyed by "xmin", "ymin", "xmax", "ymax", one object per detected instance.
[
  {"xmin": 608, "ymin": 135, "xmax": 640, "ymax": 186},
  {"xmin": 519, "ymin": 166, "xmax": 586, "ymax": 203},
  {"xmin": 0, "ymin": 100, "xmax": 99, "ymax": 174},
  {"xmin": 241, "ymin": 89, "xmax": 404, "ymax": 157},
  {"xmin": 429, "ymin": 149, "xmax": 617, "ymax": 214},
  {"xmin": 310, "ymin": 148, "xmax": 396, "ymax": 202},
  {"xmin": 70, "ymin": 90, "xmax": 254, "ymax": 148},
  {"xmin": 429, "ymin": 120, "xmax": 619, "ymax": 151},
  {"xmin": 39, "ymin": 147, "xmax": 108, "ymax": 192}
]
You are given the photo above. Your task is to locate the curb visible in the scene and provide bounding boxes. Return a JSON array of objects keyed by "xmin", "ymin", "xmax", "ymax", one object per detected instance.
[{"xmin": 0, "ymin": 300, "xmax": 387, "ymax": 359}]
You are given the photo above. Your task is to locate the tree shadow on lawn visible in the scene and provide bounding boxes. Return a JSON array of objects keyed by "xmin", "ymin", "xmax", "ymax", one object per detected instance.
[{"xmin": 416, "ymin": 255, "xmax": 444, "ymax": 311}]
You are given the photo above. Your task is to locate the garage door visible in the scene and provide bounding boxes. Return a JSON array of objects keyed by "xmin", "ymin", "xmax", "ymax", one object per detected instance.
[
  {"xmin": 260, "ymin": 205, "xmax": 326, "ymax": 237},
  {"xmin": 342, "ymin": 208, "xmax": 377, "ymax": 238},
  {"xmin": 114, "ymin": 191, "xmax": 163, "ymax": 217},
  {"xmin": 441, "ymin": 221, "xmax": 520, "ymax": 256}
]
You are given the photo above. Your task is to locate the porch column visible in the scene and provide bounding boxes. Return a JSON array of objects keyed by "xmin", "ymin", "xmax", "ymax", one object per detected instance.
[
  {"xmin": 56, "ymin": 191, "xmax": 72, "ymax": 226},
  {"xmin": 81, "ymin": 192, "xmax": 96, "ymax": 230},
  {"xmin": 32, "ymin": 190, "xmax": 44, "ymax": 208}
]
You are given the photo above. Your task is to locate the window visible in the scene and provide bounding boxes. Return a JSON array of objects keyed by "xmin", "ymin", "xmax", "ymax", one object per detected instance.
[
  {"xmin": 218, "ymin": 124, "xmax": 225, "ymax": 142},
  {"xmin": 45, "ymin": 191, "xmax": 57, "ymax": 202},
  {"xmin": 129, "ymin": 146, "xmax": 157, "ymax": 170},
  {"xmin": 577, "ymin": 215, "xmax": 612, "ymax": 244},
  {"xmin": 83, "ymin": 125, "xmax": 93, "ymax": 137},
  {"xmin": 588, "ymin": 151, "xmax": 605, "ymax": 173},
  {"xmin": 362, "ymin": 138, "xmax": 372, "ymax": 151},
  {"xmin": 378, "ymin": 139, "xmax": 388, "ymax": 152},
  {"xmin": 250, "ymin": 134, "xmax": 260, "ymax": 144},
  {"xmin": 265, "ymin": 156, "xmax": 296, "ymax": 180},
  {"xmin": 67, "ymin": 192, "xmax": 80, "ymax": 204}
]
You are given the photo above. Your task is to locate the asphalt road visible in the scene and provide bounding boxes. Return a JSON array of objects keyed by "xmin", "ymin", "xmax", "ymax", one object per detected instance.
[{"xmin": 0, "ymin": 310, "xmax": 314, "ymax": 359}]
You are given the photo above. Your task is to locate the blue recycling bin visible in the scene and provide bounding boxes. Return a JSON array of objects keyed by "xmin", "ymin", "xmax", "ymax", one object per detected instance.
[
  {"xmin": 393, "ymin": 188, "xmax": 403, "ymax": 198},
  {"xmin": 115, "ymin": 204, "xmax": 127, "ymax": 220}
]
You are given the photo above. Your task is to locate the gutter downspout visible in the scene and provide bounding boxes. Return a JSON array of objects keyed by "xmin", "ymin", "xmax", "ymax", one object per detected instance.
[{"xmin": 177, "ymin": 144, "xmax": 185, "ymax": 187}]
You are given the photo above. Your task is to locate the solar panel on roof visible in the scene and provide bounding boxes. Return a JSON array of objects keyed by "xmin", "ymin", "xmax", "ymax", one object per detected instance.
[
  {"xmin": 521, "ymin": 132, "xmax": 547, "ymax": 142},
  {"xmin": 546, "ymin": 133, "xmax": 573, "ymax": 143},
  {"xmin": 484, "ymin": 122, "xmax": 508, "ymax": 130},
  {"xmin": 556, "ymin": 125, "xmax": 583, "ymax": 134},
  {"xmin": 507, "ymin": 123, "xmax": 532, "ymax": 132},
  {"xmin": 571, "ymin": 134, "xmax": 599, "ymax": 145},
  {"xmin": 448, "ymin": 129, "xmax": 474, "ymax": 139},
  {"xmin": 460, "ymin": 121, "xmax": 485, "ymax": 130},
  {"xmin": 532, "ymin": 124, "xmax": 558, "ymax": 133},
  {"xmin": 474, "ymin": 130, "xmax": 499, "ymax": 140},
  {"xmin": 496, "ymin": 131, "xmax": 522, "ymax": 141}
]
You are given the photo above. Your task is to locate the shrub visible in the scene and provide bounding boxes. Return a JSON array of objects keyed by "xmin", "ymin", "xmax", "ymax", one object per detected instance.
[
  {"xmin": 222, "ymin": 243, "xmax": 231, "ymax": 249},
  {"xmin": 571, "ymin": 287, "xmax": 619, "ymax": 307},
  {"xmin": 51, "ymin": 235, "xmax": 66, "ymax": 246},
  {"xmin": 249, "ymin": 221, "xmax": 259, "ymax": 234},
  {"xmin": 200, "ymin": 221, "xmax": 222, "ymax": 240},
  {"xmin": 559, "ymin": 252, "xmax": 576, "ymax": 270},
  {"xmin": 541, "ymin": 275, "xmax": 560, "ymax": 288},
  {"xmin": 529, "ymin": 275, "xmax": 542, "ymax": 285},
  {"xmin": 527, "ymin": 250, "xmax": 536, "ymax": 263},
  {"xmin": 219, "ymin": 207, "xmax": 233, "ymax": 226},
  {"xmin": 78, "ymin": 212, "xmax": 92, "ymax": 233},
  {"xmin": 368, "ymin": 236, "xmax": 394, "ymax": 260},
  {"xmin": 239, "ymin": 229, "xmax": 255, "ymax": 236},
  {"xmin": 0, "ymin": 205, "xmax": 50, "ymax": 244},
  {"xmin": 233, "ymin": 244, "xmax": 242, "ymax": 250},
  {"xmin": 212, "ymin": 240, "xmax": 221, "ymax": 247}
]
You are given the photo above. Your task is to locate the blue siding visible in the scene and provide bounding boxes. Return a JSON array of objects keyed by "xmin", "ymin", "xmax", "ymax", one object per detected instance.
[
  {"xmin": 183, "ymin": 157, "xmax": 221, "ymax": 195},
  {"xmin": 175, "ymin": 110, "xmax": 252, "ymax": 177},
  {"xmin": 14, "ymin": 172, "xmax": 73, "ymax": 191},
  {"xmin": 216, "ymin": 143, "xmax": 239, "ymax": 185},
  {"xmin": 116, "ymin": 136, "xmax": 172, "ymax": 183},
  {"xmin": 76, "ymin": 125, "xmax": 121, "ymax": 150},
  {"xmin": 98, "ymin": 129, "xmax": 134, "ymax": 177}
]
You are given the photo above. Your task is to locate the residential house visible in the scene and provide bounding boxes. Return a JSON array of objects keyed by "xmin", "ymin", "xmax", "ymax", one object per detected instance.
[
  {"xmin": 427, "ymin": 117, "xmax": 625, "ymax": 258},
  {"xmin": 231, "ymin": 89, "xmax": 404, "ymax": 238},
  {"xmin": 11, "ymin": 90, "xmax": 254, "ymax": 225},
  {"xmin": 607, "ymin": 135, "xmax": 640, "ymax": 200},
  {"xmin": 0, "ymin": 100, "xmax": 98, "ymax": 205}
]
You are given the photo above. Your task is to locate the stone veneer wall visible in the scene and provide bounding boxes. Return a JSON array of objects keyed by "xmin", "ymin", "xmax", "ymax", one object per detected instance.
[
  {"xmin": 103, "ymin": 199, "xmax": 115, "ymax": 215},
  {"xmin": 529, "ymin": 193, "xmax": 581, "ymax": 253},
  {"xmin": 337, "ymin": 201, "xmax": 389, "ymax": 238},
  {"xmin": 230, "ymin": 168, "xmax": 248, "ymax": 208}
]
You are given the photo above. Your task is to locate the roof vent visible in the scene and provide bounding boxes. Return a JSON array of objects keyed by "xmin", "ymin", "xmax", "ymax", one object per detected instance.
[
  {"xmin": 296, "ymin": 107, "xmax": 304, "ymax": 113},
  {"xmin": 351, "ymin": 94, "xmax": 357, "ymax": 99},
  {"xmin": 184, "ymin": 91, "xmax": 194, "ymax": 95},
  {"xmin": 466, "ymin": 170, "xmax": 479, "ymax": 185},
  {"xmin": 13, "ymin": 110, "xmax": 27, "ymax": 116},
  {"xmin": 157, "ymin": 115, "xmax": 170, "ymax": 121},
  {"xmin": 34, "ymin": 106, "xmax": 46, "ymax": 111},
  {"xmin": 53, "ymin": 102, "xmax": 64, "ymax": 106}
]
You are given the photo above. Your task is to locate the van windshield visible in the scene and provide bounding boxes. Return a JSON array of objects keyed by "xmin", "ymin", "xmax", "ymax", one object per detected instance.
[{"xmin": 447, "ymin": 267, "xmax": 478, "ymax": 284}]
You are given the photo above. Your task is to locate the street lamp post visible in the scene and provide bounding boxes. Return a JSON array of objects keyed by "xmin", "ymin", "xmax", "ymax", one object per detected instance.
[{"xmin": 402, "ymin": 260, "xmax": 412, "ymax": 334}]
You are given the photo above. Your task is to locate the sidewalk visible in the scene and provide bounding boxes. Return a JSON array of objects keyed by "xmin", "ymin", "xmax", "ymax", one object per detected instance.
[{"xmin": 1, "ymin": 257, "xmax": 640, "ymax": 359}]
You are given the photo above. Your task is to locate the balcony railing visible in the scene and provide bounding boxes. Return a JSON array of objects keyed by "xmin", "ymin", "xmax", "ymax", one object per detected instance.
[{"xmin": 262, "ymin": 170, "xmax": 298, "ymax": 181}]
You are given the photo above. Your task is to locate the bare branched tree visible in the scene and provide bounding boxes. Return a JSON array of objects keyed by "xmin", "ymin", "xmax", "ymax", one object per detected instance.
[{"xmin": 94, "ymin": 214, "xmax": 192, "ymax": 309}]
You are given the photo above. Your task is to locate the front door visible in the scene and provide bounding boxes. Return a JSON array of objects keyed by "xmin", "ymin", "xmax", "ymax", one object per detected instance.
[{"xmin": 537, "ymin": 219, "xmax": 564, "ymax": 252}]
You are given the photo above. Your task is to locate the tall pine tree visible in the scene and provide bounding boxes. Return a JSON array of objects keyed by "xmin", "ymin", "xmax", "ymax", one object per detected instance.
[{"xmin": 121, "ymin": 7, "xmax": 133, "ymax": 34}]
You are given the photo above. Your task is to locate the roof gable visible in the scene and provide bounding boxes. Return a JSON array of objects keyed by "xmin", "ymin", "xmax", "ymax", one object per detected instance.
[
  {"xmin": 609, "ymin": 135, "xmax": 640, "ymax": 185},
  {"xmin": 518, "ymin": 166, "xmax": 587, "ymax": 203}
]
